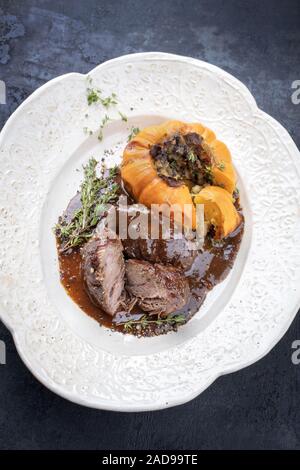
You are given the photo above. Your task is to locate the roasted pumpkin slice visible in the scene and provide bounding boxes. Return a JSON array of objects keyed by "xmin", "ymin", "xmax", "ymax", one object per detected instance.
[
  {"xmin": 210, "ymin": 140, "xmax": 236, "ymax": 194},
  {"xmin": 194, "ymin": 186, "xmax": 241, "ymax": 239}
]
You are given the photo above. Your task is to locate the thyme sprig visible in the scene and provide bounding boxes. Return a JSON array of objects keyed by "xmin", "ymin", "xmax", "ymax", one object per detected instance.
[
  {"xmin": 98, "ymin": 114, "xmax": 111, "ymax": 141},
  {"xmin": 122, "ymin": 314, "xmax": 186, "ymax": 331},
  {"xmin": 55, "ymin": 159, "xmax": 119, "ymax": 252}
]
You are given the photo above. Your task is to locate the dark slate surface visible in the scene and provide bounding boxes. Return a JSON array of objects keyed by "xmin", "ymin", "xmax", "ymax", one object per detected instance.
[{"xmin": 0, "ymin": 0, "xmax": 299, "ymax": 450}]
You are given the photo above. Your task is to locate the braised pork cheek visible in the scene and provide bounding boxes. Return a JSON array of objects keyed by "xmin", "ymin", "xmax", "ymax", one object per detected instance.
[
  {"xmin": 125, "ymin": 259, "xmax": 190, "ymax": 316},
  {"xmin": 121, "ymin": 209, "xmax": 197, "ymax": 271},
  {"xmin": 82, "ymin": 229, "xmax": 125, "ymax": 316}
]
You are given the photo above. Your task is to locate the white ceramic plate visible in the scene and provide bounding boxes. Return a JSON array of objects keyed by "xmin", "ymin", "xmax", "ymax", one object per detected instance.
[{"xmin": 0, "ymin": 52, "xmax": 300, "ymax": 411}]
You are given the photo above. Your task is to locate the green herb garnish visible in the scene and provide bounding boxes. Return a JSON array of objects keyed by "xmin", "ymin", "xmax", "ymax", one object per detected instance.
[
  {"xmin": 98, "ymin": 114, "xmax": 111, "ymax": 141},
  {"xmin": 87, "ymin": 89, "xmax": 101, "ymax": 105},
  {"xmin": 204, "ymin": 165, "xmax": 214, "ymax": 184},
  {"xmin": 127, "ymin": 126, "xmax": 140, "ymax": 142},
  {"xmin": 118, "ymin": 111, "xmax": 128, "ymax": 122},
  {"xmin": 217, "ymin": 161, "xmax": 226, "ymax": 171},
  {"xmin": 187, "ymin": 149, "xmax": 197, "ymax": 162},
  {"xmin": 87, "ymin": 88, "xmax": 118, "ymax": 108},
  {"xmin": 101, "ymin": 92, "xmax": 118, "ymax": 108},
  {"xmin": 83, "ymin": 126, "xmax": 93, "ymax": 135},
  {"xmin": 101, "ymin": 114, "xmax": 110, "ymax": 127},
  {"xmin": 109, "ymin": 165, "xmax": 119, "ymax": 178},
  {"xmin": 122, "ymin": 314, "xmax": 186, "ymax": 331},
  {"xmin": 55, "ymin": 158, "xmax": 119, "ymax": 252}
]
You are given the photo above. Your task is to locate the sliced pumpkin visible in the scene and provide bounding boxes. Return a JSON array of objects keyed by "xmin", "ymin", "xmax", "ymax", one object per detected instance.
[
  {"xmin": 194, "ymin": 186, "xmax": 241, "ymax": 239},
  {"xmin": 210, "ymin": 139, "xmax": 236, "ymax": 194}
]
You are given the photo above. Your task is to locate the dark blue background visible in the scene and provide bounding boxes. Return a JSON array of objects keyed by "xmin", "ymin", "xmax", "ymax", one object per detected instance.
[{"xmin": 0, "ymin": 0, "xmax": 299, "ymax": 450}]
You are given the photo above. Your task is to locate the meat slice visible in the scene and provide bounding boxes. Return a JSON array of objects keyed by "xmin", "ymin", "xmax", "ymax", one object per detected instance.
[
  {"xmin": 121, "ymin": 209, "xmax": 197, "ymax": 271},
  {"xmin": 125, "ymin": 259, "xmax": 190, "ymax": 316},
  {"xmin": 82, "ymin": 229, "xmax": 125, "ymax": 316},
  {"xmin": 123, "ymin": 237, "xmax": 197, "ymax": 271}
]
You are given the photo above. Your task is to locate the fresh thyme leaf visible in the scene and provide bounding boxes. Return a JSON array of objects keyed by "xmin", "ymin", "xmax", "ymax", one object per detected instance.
[
  {"xmin": 97, "ymin": 114, "xmax": 111, "ymax": 141},
  {"xmin": 187, "ymin": 149, "xmax": 197, "ymax": 162},
  {"xmin": 101, "ymin": 114, "xmax": 110, "ymax": 127},
  {"xmin": 127, "ymin": 126, "xmax": 140, "ymax": 142},
  {"xmin": 55, "ymin": 158, "xmax": 120, "ymax": 252},
  {"xmin": 118, "ymin": 111, "xmax": 128, "ymax": 122},
  {"xmin": 87, "ymin": 88, "xmax": 118, "ymax": 108},
  {"xmin": 123, "ymin": 322, "xmax": 133, "ymax": 332},
  {"xmin": 83, "ymin": 126, "xmax": 93, "ymax": 135},
  {"xmin": 87, "ymin": 89, "xmax": 101, "ymax": 105},
  {"xmin": 101, "ymin": 92, "xmax": 118, "ymax": 108},
  {"xmin": 204, "ymin": 165, "xmax": 214, "ymax": 184},
  {"xmin": 109, "ymin": 165, "xmax": 119, "ymax": 178},
  {"xmin": 217, "ymin": 161, "xmax": 226, "ymax": 171},
  {"xmin": 172, "ymin": 314, "xmax": 186, "ymax": 323},
  {"xmin": 121, "ymin": 313, "xmax": 186, "ymax": 331}
]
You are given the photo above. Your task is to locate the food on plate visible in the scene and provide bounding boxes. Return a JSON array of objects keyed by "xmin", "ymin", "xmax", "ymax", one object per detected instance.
[
  {"xmin": 121, "ymin": 120, "xmax": 237, "ymax": 230},
  {"xmin": 121, "ymin": 208, "xmax": 198, "ymax": 270},
  {"xmin": 82, "ymin": 228, "xmax": 125, "ymax": 316},
  {"xmin": 194, "ymin": 186, "xmax": 241, "ymax": 239},
  {"xmin": 125, "ymin": 259, "xmax": 190, "ymax": 316},
  {"xmin": 55, "ymin": 119, "xmax": 244, "ymax": 336}
]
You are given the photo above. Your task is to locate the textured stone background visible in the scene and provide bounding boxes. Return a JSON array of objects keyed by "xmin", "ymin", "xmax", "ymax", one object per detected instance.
[{"xmin": 0, "ymin": 0, "xmax": 299, "ymax": 450}]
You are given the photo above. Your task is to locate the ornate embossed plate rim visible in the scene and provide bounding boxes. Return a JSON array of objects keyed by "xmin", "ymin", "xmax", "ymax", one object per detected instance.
[{"xmin": 0, "ymin": 52, "xmax": 300, "ymax": 411}]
